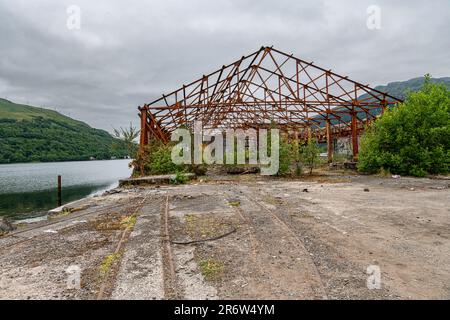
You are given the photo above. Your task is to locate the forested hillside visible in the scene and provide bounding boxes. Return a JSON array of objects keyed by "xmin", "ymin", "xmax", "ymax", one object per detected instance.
[{"xmin": 0, "ymin": 99, "xmax": 128, "ymax": 163}]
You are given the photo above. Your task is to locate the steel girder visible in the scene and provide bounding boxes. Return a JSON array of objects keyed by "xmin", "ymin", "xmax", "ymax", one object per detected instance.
[{"xmin": 138, "ymin": 46, "xmax": 402, "ymax": 160}]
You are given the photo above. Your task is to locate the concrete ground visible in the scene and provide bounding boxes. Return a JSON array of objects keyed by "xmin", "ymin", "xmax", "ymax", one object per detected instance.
[{"xmin": 0, "ymin": 173, "xmax": 449, "ymax": 299}]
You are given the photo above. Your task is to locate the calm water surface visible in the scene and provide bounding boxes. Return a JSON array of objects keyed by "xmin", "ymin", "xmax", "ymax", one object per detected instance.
[{"xmin": 0, "ymin": 159, "xmax": 132, "ymax": 220}]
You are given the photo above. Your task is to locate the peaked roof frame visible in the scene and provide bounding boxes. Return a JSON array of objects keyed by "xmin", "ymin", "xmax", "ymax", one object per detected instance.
[{"xmin": 138, "ymin": 46, "xmax": 402, "ymax": 145}]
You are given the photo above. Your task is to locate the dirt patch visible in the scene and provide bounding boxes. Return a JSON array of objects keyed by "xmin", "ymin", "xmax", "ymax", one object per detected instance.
[
  {"xmin": 159, "ymin": 175, "xmax": 450, "ymax": 299},
  {"xmin": 0, "ymin": 191, "xmax": 147, "ymax": 300},
  {"xmin": 2, "ymin": 174, "xmax": 449, "ymax": 299}
]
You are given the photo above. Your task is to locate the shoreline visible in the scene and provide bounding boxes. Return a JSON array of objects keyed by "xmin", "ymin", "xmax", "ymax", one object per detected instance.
[
  {"xmin": 0, "ymin": 159, "xmax": 132, "ymax": 221},
  {"xmin": 8, "ymin": 181, "xmax": 122, "ymax": 224},
  {"xmin": 0, "ymin": 158, "xmax": 131, "ymax": 166}
]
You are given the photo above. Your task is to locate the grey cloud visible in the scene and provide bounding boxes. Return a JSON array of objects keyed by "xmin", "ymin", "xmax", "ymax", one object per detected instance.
[{"xmin": 0, "ymin": 0, "xmax": 449, "ymax": 131}]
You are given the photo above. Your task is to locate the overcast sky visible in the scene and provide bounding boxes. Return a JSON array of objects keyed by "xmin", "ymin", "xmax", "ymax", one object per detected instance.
[{"xmin": 0, "ymin": 0, "xmax": 449, "ymax": 131}]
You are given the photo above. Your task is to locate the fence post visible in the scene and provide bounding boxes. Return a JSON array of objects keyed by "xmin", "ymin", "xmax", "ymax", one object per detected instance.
[{"xmin": 57, "ymin": 175, "xmax": 62, "ymax": 207}]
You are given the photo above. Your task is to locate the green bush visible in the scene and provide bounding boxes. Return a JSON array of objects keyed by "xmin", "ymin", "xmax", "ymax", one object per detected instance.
[
  {"xmin": 358, "ymin": 78, "xmax": 450, "ymax": 177},
  {"xmin": 277, "ymin": 137, "xmax": 295, "ymax": 176},
  {"xmin": 170, "ymin": 171, "xmax": 188, "ymax": 185},
  {"xmin": 146, "ymin": 142, "xmax": 179, "ymax": 175},
  {"xmin": 132, "ymin": 140, "xmax": 185, "ymax": 176},
  {"xmin": 301, "ymin": 138, "xmax": 320, "ymax": 175}
]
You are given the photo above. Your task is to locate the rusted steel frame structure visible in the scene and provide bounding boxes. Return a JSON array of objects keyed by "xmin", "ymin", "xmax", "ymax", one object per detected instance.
[{"xmin": 139, "ymin": 46, "xmax": 402, "ymax": 162}]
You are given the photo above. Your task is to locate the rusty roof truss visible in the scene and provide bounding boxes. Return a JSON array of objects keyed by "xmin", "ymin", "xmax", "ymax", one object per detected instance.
[{"xmin": 138, "ymin": 46, "xmax": 402, "ymax": 144}]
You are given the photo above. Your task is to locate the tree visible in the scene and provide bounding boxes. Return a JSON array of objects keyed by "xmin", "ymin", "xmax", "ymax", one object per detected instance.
[
  {"xmin": 358, "ymin": 77, "xmax": 450, "ymax": 177},
  {"xmin": 277, "ymin": 137, "xmax": 294, "ymax": 176},
  {"xmin": 113, "ymin": 123, "xmax": 139, "ymax": 158},
  {"xmin": 301, "ymin": 138, "xmax": 320, "ymax": 175}
]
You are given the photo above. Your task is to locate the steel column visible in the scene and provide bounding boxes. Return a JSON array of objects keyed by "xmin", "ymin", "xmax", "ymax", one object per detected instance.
[
  {"xmin": 326, "ymin": 119, "xmax": 333, "ymax": 163},
  {"xmin": 139, "ymin": 107, "xmax": 148, "ymax": 147},
  {"xmin": 351, "ymin": 112, "xmax": 358, "ymax": 161}
]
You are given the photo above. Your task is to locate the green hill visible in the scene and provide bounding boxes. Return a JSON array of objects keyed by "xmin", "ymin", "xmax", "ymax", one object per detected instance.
[
  {"xmin": 357, "ymin": 76, "xmax": 450, "ymax": 119},
  {"xmin": 315, "ymin": 76, "xmax": 450, "ymax": 126},
  {"xmin": 371, "ymin": 76, "xmax": 450, "ymax": 101},
  {"xmin": 0, "ymin": 99, "xmax": 128, "ymax": 164}
]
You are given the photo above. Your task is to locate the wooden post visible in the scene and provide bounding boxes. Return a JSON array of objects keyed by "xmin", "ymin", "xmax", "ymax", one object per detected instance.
[
  {"xmin": 326, "ymin": 119, "xmax": 333, "ymax": 163},
  {"xmin": 57, "ymin": 175, "xmax": 62, "ymax": 207},
  {"xmin": 351, "ymin": 112, "xmax": 358, "ymax": 161}
]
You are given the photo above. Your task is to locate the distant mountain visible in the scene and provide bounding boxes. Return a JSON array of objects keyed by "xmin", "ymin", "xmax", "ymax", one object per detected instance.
[
  {"xmin": 315, "ymin": 76, "xmax": 450, "ymax": 126},
  {"xmin": 369, "ymin": 76, "xmax": 450, "ymax": 101},
  {"xmin": 0, "ymin": 99, "xmax": 128, "ymax": 164}
]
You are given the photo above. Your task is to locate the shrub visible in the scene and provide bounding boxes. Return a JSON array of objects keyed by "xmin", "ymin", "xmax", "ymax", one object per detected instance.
[
  {"xmin": 146, "ymin": 142, "xmax": 183, "ymax": 175},
  {"xmin": 358, "ymin": 78, "xmax": 450, "ymax": 176},
  {"xmin": 131, "ymin": 140, "xmax": 184, "ymax": 176},
  {"xmin": 170, "ymin": 171, "xmax": 188, "ymax": 185},
  {"xmin": 301, "ymin": 138, "xmax": 320, "ymax": 175},
  {"xmin": 277, "ymin": 137, "xmax": 295, "ymax": 176},
  {"xmin": 295, "ymin": 161, "xmax": 302, "ymax": 176},
  {"xmin": 130, "ymin": 145, "xmax": 150, "ymax": 177}
]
